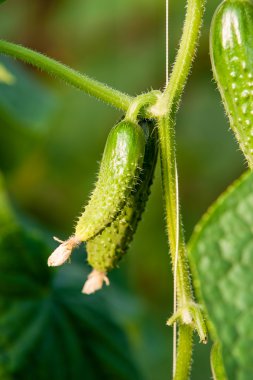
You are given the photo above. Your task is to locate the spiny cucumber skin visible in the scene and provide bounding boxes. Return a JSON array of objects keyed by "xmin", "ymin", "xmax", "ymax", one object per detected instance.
[
  {"xmin": 210, "ymin": 0, "xmax": 253, "ymax": 167},
  {"xmin": 86, "ymin": 120, "xmax": 158, "ymax": 273},
  {"xmin": 75, "ymin": 120, "xmax": 146, "ymax": 242}
]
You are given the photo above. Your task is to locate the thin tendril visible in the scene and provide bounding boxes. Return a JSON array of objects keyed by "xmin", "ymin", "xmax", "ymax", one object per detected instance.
[
  {"xmin": 166, "ymin": 0, "xmax": 169, "ymax": 85},
  {"xmin": 166, "ymin": 0, "xmax": 178, "ymax": 375},
  {"xmin": 173, "ymin": 161, "xmax": 180, "ymax": 376}
]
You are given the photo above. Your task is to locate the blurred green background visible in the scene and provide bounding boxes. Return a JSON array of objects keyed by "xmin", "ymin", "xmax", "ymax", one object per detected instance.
[{"xmin": 0, "ymin": 0, "xmax": 246, "ymax": 379}]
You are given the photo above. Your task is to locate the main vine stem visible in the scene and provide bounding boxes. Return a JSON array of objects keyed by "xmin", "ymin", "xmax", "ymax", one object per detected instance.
[{"xmin": 153, "ymin": 0, "xmax": 206, "ymax": 378}]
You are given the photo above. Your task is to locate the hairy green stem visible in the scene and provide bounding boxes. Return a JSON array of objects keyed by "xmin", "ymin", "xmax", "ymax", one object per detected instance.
[
  {"xmin": 126, "ymin": 91, "xmax": 161, "ymax": 122},
  {"xmin": 174, "ymin": 326, "xmax": 193, "ymax": 380},
  {"xmin": 156, "ymin": 0, "xmax": 205, "ymax": 379},
  {"xmin": 158, "ymin": 115, "xmax": 192, "ymax": 307},
  {"xmin": 158, "ymin": 0, "xmax": 205, "ymax": 117},
  {"xmin": 0, "ymin": 39, "xmax": 132, "ymax": 111}
]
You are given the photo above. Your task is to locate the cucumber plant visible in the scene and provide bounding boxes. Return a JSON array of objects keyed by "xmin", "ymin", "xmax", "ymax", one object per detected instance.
[{"xmin": 0, "ymin": 0, "xmax": 253, "ymax": 379}]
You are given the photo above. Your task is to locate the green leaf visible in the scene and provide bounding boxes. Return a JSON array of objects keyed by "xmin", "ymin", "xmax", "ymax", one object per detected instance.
[
  {"xmin": 189, "ymin": 170, "xmax": 253, "ymax": 379},
  {"xmin": 0, "ymin": 56, "xmax": 57, "ymax": 134},
  {"xmin": 0, "ymin": 175, "xmax": 143, "ymax": 380},
  {"xmin": 0, "ymin": 57, "xmax": 58, "ymax": 171}
]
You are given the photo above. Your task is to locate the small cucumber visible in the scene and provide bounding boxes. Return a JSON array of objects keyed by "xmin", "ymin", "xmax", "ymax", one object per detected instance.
[
  {"xmin": 210, "ymin": 0, "xmax": 253, "ymax": 167},
  {"xmin": 83, "ymin": 120, "xmax": 158, "ymax": 293},
  {"xmin": 75, "ymin": 119, "xmax": 146, "ymax": 241},
  {"xmin": 48, "ymin": 119, "xmax": 146, "ymax": 267}
]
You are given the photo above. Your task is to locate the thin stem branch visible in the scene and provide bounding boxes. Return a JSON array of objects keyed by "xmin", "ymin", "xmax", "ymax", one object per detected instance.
[
  {"xmin": 166, "ymin": 0, "xmax": 170, "ymax": 85},
  {"xmin": 158, "ymin": 114, "xmax": 196, "ymax": 380},
  {"xmin": 173, "ymin": 160, "xmax": 180, "ymax": 376},
  {"xmin": 0, "ymin": 39, "xmax": 133, "ymax": 111},
  {"xmin": 156, "ymin": 0, "xmax": 206, "ymax": 379},
  {"xmin": 158, "ymin": 0, "xmax": 205, "ymax": 117},
  {"xmin": 158, "ymin": 115, "xmax": 192, "ymax": 307},
  {"xmin": 125, "ymin": 91, "xmax": 160, "ymax": 122}
]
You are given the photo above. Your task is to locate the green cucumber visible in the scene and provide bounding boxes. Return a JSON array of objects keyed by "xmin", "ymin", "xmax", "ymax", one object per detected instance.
[
  {"xmin": 85, "ymin": 119, "xmax": 158, "ymax": 275},
  {"xmin": 75, "ymin": 119, "xmax": 146, "ymax": 242},
  {"xmin": 210, "ymin": 0, "xmax": 253, "ymax": 167},
  {"xmin": 48, "ymin": 119, "xmax": 146, "ymax": 267}
]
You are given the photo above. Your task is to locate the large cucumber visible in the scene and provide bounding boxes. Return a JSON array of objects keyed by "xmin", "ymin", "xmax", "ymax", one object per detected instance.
[{"xmin": 210, "ymin": 0, "xmax": 253, "ymax": 167}]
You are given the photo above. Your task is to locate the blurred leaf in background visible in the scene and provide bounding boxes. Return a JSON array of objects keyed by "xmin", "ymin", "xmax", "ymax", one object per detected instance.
[
  {"xmin": 0, "ymin": 174, "xmax": 145, "ymax": 380},
  {"xmin": 0, "ymin": 56, "xmax": 57, "ymax": 133},
  {"xmin": 0, "ymin": 56, "xmax": 58, "ymax": 172}
]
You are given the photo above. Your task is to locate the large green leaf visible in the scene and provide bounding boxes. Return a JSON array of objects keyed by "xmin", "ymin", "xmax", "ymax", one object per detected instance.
[
  {"xmin": 189, "ymin": 170, "xmax": 253, "ymax": 379},
  {"xmin": 0, "ymin": 176, "xmax": 143, "ymax": 380}
]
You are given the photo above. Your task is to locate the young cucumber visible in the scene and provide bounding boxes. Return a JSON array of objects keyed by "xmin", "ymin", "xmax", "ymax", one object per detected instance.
[
  {"xmin": 210, "ymin": 0, "xmax": 253, "ymax": 167},
  {"xmin": 75, "ymin": 119, "xmax": 146, "ymax": 241},
  {"xmin": 83, "ymin": 120, "xmax": 158, "ymax": 293},
  {"xmin": 48, "ymin": 119, "xmax": 146, "ymax": 267}
]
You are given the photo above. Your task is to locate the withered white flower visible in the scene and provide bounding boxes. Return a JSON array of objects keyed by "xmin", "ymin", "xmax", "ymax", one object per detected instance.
[
  {"xmin": 47, "ymin": 236, "xmax": 80, "ymax": 267},
  {"xmin": 82, "ymin": 270, "xmax": 109, "ymax": 295}
]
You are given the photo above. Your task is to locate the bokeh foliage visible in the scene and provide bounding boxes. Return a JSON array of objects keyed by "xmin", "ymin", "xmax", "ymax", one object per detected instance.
[{"xmin": 0, "ymin": 175, "xmax": 143, "ymax": 380}]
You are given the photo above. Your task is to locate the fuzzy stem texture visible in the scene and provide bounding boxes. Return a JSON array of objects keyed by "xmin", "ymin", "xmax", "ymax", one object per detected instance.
[
  {"xmin": 156, "ymin": 0, "xmax": 206, "ymax": 378},
  {"xmin": 0, "ymin": 39, "xmax": 132, "ymax": 111},
  {"xmin": 174, "ymin": 326, "xmax": 193, "ymax": 380}
]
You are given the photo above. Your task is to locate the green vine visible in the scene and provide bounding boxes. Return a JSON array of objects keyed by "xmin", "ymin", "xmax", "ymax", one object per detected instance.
[
  {"xmin": 153, "ymin": 0, "xmax": 206, "ymax": 378},
  {"xmin": 0, "ymin": 39, "xmax": 132, "ymax": 111}
]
